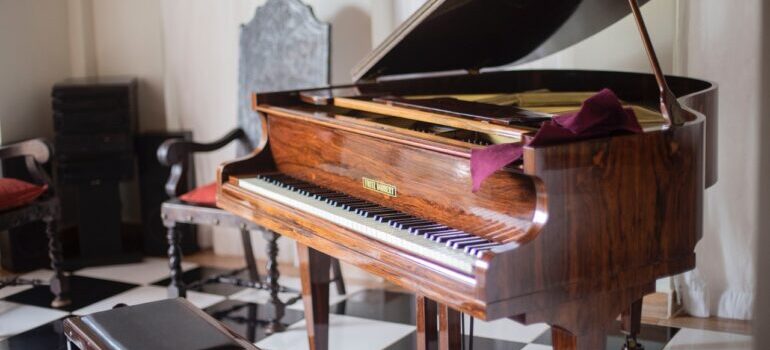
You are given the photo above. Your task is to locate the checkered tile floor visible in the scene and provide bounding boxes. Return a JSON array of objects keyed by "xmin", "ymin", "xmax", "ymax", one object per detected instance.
[{"xmin": 0, "ymin": 258, "xmax": 753, "ymax": 349}]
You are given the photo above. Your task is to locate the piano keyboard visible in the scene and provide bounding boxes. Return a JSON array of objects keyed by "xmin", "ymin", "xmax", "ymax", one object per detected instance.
[{"xmin": 238, "ymin": 173, "xmax": 502, "ymax": 274}]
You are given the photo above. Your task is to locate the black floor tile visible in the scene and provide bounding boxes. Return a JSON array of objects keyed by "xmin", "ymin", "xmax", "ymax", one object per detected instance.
[
  {"xmin": 3, "ymin": 275, "xmax": 136, "ymax": 312},
  {"xmin": 532, "ymin": 320, "xmax": 679, "ymax": 350},
  {"xmin": 204, "ymin": 299, "xmax": 306, "ymax": 343},
  {"xmin": 383, "ymin": 332, "xmax": 527, "ymax": 350},
  {"xmin": 0, "ymin": 318, "xmax": 68, "ymax": 350},
  {"xmin": 152, "ymin": 267, "xmax": 254, "ymax": 296},
  {"xmin": 331, "ymin": 289, "xmax": 416, "ymax": 325}
]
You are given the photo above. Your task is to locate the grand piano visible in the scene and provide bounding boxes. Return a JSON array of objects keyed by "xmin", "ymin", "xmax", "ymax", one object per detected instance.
[{"xmin": 216, "ymin": 0, "xmax": 717, "ymax": 349}]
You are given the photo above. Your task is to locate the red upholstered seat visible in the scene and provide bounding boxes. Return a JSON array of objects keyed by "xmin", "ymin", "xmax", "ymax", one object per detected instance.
[
  {"xmin": 0, "ymin": 178, "xmax": 47, "ymax": 211},
  {"xmin": 179, "ymin": 182, "xmax": 218, "ymax": 207}
]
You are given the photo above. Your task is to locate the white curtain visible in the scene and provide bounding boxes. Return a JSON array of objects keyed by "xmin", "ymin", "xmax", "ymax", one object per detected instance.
[{"xmin": 671, "ymin": 0, "xmax": 761, "ymax": 320}]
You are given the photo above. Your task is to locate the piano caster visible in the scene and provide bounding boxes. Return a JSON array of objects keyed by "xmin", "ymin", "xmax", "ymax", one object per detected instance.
[
  {"xmin": 621, "ymin": 298, "xmax": 644, "ymax": 350},
  {"xmin": 624, "ymin": 335, "xmax": 645, "ymax": 350}
]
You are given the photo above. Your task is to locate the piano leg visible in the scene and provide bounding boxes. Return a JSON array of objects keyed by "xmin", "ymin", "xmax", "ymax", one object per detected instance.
[
  {"xmin": 438, "ymin": 304, "xmax": 462, "ymax": 350},
  {"xmin": 297, "ymin": 243, "xmax": 331, "ymax": 350},
  {"xmin": 551, "ymin": 326, "xmax": 607, "ymax": 350},
  {"xmin": 621, "ymin": 298, "xmax": 645, "ymax": 349},
  {"xmin": 416, "ymin": 295, "xmax": 438, "ymax": 350}
]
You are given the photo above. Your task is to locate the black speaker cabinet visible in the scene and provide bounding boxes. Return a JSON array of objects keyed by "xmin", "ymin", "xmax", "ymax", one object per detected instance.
[
  {"xmin": 52, "ymin": 76, "xmax": 141, "ymax": 267},
  {"xmin": 136, "ymin": 132, "xmax": 199, "ymax": 256}
]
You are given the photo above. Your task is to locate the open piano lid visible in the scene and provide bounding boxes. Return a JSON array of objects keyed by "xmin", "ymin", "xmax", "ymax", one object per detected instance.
[{"xmin": 352, "ymin": 0, "xmax": 650, "ymax": 82}]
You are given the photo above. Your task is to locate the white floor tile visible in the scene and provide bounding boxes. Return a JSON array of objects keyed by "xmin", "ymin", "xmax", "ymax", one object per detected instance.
[
  {"xmin": 72, "ymin": 285, "xmax": 224, "ymax": 316},
  {"xmin": 229, "ymin": 276, "xmax": 366, "ymax": 310},
  {"xmin": 0, "ymin": 301, "xmax": 68, "ymax": 338},
  {"xmin": 463, "ymin": 315, "xmax": 550, "ymax": 343},
  {"xmin": 256, "ymin": 314, "xmax": 414, "ymax": 350},
  {"xmin": 521, "ymin": 344, "xmax": 552, "ymax": 350},
  {"xmin": 0, "ymin": 269, "xmax": 57, "ymax": 299},
  {"xmin": 664, "ymin": 328, "xmax": 753, "ymax": 350},
  {"xmin": 73, "ymin": 258, "xmax": 197, "ymax": 285}
]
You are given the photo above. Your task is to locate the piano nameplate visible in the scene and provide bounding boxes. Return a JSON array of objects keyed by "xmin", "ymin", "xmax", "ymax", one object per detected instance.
[{"xmin": 362, "ymin": 177, "xmax": 397, "ymax": 197}]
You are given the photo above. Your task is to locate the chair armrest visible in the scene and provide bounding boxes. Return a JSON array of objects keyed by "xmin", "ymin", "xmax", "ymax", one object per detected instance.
[
  {"xmin": 157, "ymin": 128, "xmax": 246, "ymax": 166},
  {"xmin": 157, "ymin": 128, "xmax": 247, "ymax": 197},
  {"xmin": 0, "ymin": 138, "xmax": 51, "ymax": 164},
  {"xmin": 0, "ymin": 138, "xmax": 54, "ymax": 189}
]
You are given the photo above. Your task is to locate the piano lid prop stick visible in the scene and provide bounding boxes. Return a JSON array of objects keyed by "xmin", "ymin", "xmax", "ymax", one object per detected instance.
[{"xmin": 628, "ymin": 0, "xmax": 687, "ymax": 126}]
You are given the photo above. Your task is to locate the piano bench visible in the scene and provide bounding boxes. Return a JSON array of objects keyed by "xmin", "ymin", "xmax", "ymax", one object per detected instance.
[{"xmin": 63, "ymin": 298, "xmax": 261, "ymax": 350}]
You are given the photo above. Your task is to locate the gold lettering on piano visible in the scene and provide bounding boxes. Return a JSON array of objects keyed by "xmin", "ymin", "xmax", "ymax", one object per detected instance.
[{"xmin": 362, "ymin": 177, "xmax": 397, "ymax": 197}]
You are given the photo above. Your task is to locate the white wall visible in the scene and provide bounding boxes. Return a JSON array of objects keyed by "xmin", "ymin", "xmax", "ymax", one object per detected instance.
[
  {"xmin": 89, "ymin": 0, "xmax": 166, "ymax": 132},
  {"xmin": 0, "ymin": 0, "xmax": 72, "ymax": 143}
]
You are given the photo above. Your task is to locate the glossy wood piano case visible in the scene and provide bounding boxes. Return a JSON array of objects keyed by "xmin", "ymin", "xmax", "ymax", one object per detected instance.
[{"xmin": 217, "ymin": 1, "xmax": 717, "ymax": 349}]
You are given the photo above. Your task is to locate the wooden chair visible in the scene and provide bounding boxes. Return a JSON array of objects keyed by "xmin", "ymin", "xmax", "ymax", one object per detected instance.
[
  {"xmin": 0, "ymin": 138, "xmax": 69, "ymax": 308},
  {"xmin": 158, "ymin": 0, "xmax": 345, "ymax": 334}
]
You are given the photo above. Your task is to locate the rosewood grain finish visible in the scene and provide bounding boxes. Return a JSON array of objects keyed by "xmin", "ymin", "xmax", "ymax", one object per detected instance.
[
  {"xmin": 297, "ymin": 243, "xmax": 331, "ymax": 350},
  {"xmin": 217, "ymin": 68, "xmax": 715, "ymax": 349},
  {"xmin": 438, "ymin": 304, "xmax": 461, "ymax": 350},
  {"xmin": 416, "ymin": 295, "xmax": 439, "ymax": 350}
]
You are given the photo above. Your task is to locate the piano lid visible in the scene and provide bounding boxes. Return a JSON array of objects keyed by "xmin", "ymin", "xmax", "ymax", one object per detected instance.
[{"xmin": 352, "ymin": 0, "xmax": 650, "ymax": 82}]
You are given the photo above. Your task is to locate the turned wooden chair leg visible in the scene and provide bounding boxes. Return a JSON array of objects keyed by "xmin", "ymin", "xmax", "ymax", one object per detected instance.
[
  {"xmin": 44, "ymin": 215, "xmax": 70, "ymax": 308},
  {"xmin": 165, "ymin": 221, "xmax": 186, "ymax": 298},
  {"xmin": 262, "ymin": 230, "xmax": 285, "ymax": 334},
  {"xmin": 621, "ymin": 298, "xmax": 645, "ymax": 350},
  {"xmin": 416, "ymin": 295, "xmax": 439, "ymax": 350},
  {"xmin": 330, "ymin": 258, "xmax": 346, "ymax": 295},
  {"xmin": 297, "ymin": 243, "xmax": 331, "ymax": 350},
  {"xmin": 240, "ymin": 228, "xmax": 261, "ymax": 282}
]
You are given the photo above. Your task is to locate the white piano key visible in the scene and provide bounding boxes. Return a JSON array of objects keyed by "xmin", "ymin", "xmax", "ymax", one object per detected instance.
[{"xmin": 238, "ymin": 176, "xmax": 479, "ymax": 274}]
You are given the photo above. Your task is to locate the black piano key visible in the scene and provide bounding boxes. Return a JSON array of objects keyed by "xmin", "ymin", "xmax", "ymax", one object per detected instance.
[
  {"xmin": 331, "ymin": 198, "xmax": 363, "ymax": 207},
  {"xmin": 361, "ymin": 209, "xmax": 398, "ymax": 218},
  {"xmin": 354, "ymin": 206, "xmax": 388, "ymax": 215},
  {"xmin": 375, "ymin": 213, "xmax": 411, "ymax": 223},
  {"xmin": 407, "ymin": 224, "xmax": 443, "ymax": 234},
  {"xmin": 445, "ymin": 235, "xmax": 484, "ymax": 246},
  {"xmin": 433, "ymin": 233, "xmax": 471, "ymax": 243},
  {"xmin": 345, "ymin": 203, "xmax": 379, "ymax": 212},
  {"xmin": 424, "ymin": 230, "xmax": 464, "ymax": 239},
  {"xmin": 342, "ymin": 202, "xmax": 377, "ymax": 211},
  {"xmin": 423, "ymin": 230, "xmax": 460, "ymax": 240},
  {"xmin": 450, "ymin": 238, "xmax": 489, "ymax": 249},
  {"xmin": 258, "ymin": 173, "xmax": 491, "ymax": 259},
  {"xmin": 391, "ymin": 218, "xmax": 432, "ymax": 229},
  {"xmin": 410, "ymin": 226, "xmax": 450, "ymax": 235},
  {"xmin": 465, "ymin": 243, "xmax": 499, "ymax": 254}
]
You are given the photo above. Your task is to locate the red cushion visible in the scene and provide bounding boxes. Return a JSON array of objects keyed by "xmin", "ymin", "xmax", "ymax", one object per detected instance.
[
  {"xmin": 179, "ymin": 182, "xmax": 218, "ymax": 207},
  {"xmin": 0, "ymin": 178, "xmax": 47, "ymax": 211}
]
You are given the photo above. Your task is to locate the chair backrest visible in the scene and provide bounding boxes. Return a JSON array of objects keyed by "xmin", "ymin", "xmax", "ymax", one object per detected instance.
[{"xmin": 238, "ymin": 0, "xmax": 330, "ymax": 151}]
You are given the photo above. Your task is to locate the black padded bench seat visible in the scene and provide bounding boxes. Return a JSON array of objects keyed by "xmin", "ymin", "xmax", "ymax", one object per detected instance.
[{"xmin": 63, "ymin": 298, "xmax": 261, "ymax": 350}]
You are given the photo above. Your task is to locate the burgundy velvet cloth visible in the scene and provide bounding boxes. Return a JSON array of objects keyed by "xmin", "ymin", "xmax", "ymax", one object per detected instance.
[{"xmin": 470, "ymin": 89, "xmax": 643, "ymax": 192}]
